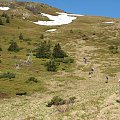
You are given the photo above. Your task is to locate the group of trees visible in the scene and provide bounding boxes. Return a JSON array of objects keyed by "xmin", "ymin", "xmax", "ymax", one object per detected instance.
[
  {"xmin": 5, "ymin": 39, "xmax": 72, "ymax": 72},
  {"xmin": 0, "ymin": 12, "xmax": 10, "ymax": 25},
  {"xmin": 35, "ymin": 41, "xmax": 67, "ymax": 59},
  {"xmin": 34, "ymin": 41, "xmax": 68, "ymax": 71}
]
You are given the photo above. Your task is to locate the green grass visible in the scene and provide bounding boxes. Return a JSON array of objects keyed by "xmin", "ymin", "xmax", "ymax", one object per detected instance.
[{"xmin": 0, "ymin": 1, "xmax": 120, "ymax": 120}]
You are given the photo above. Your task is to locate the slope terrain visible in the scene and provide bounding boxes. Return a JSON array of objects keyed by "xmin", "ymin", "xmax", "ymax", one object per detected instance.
[{"xmin": 0, "ymin": 1, "xmax": 120, "ymax": 120}]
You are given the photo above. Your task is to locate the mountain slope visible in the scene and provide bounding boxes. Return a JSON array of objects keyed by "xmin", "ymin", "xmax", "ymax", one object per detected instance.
[{"xmin": 0, "ymin": 1, "xmax": 120, "ymax": 120}]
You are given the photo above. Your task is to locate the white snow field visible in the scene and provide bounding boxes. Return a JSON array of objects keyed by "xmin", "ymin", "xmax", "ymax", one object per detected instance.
[
  {"xmin": 0, "ymin": 7, "xmax": 10, "ymax": 11},
  {"xmin": 46, "ymin": 29, "xmax": 57, "ymax": 32},
  {"xmin": 33, "ymin": 12, "xmax": 84, "ymax": 26},
  {"xmin": 102, "ymin": 22, "xmax": 114, "ymax": 24}
]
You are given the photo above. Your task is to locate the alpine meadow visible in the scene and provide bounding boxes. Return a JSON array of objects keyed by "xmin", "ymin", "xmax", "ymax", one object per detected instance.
[{"xmin": 0, "ymin": 1, "xmax": 120, "ymax": 120}]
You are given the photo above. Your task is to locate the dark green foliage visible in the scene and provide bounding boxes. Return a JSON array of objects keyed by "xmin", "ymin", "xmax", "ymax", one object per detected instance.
[
  {"xmin": 0, "ymin": 47, "xmax": 2, "ymax": 51},
  {"xmin": 46, "ymin": 59, "xmax": 57, "ymax": 72},
  {"xmin": 70, "ymin": 29, "xmax": 73, "ymax": 33},
  {"xmin": 8, "ymin": 41, "xmax": 20, "ymax": 52},
  {"xmin": 6, "ymin": 16, "xmax": 10, "ymax": 23},
  {"xmin": 55, "ymin": 57, "xmax": 74, "ymax": 63},
  {"xmin": 116, "ymin": 100, "xmax": 120, "ymax": 103},
  {"xmin": 40, "ymin": 34, "xmax": 44, "ymax": 39},
  {"xmin": 109, "ymin": 45, "xmax": 118, "ymax": 54},
  {"xmin": 46, "ymin": 96, "xmax": 65, "ymax": 107},
  {"xmin": 62, "ymin": 57, "xmax": 74, "ymax": 63},
  {"xmin": 16, "ymin": 92, "xmax": 27, "ymax": 96},
  {"xmin": 2, "ymin": 12, "xmax": 8, "ymax": 18},
  {"xmin": 26, "ymin": 77, "xmax": 38, "ymax": 83},
  {"xmin": 0, "ymin": 17, "xmax": 4, "ymax": 25},
  {"xmin": 69, "ymin": 96, "xmax": 76, "ymax": 103},
  {"xmin": 35, "ymin": 41, "xmax": 51, "ymax": 58},
  {"xmin": 19, "ymin": 33, "xmax": 24, "ymax": 40},
  {"xmin": 52, "ymin": 43, "xmax": 67, "ymax": 58},
  {"xmin": 0, "ymin": 72, "xmax": 15, "ymax": 79}
]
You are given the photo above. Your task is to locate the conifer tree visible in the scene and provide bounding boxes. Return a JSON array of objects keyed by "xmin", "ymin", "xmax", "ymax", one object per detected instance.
[
  {"xmin": 46, "ymin": 59, "xmax": 57, "ymax": 72},
  {"xmin": 8, "ymin": 41, "xmax": 20, "ymax": 52},
  {"xmin": 19, "ymin": 33, "xmax": 24, "ymax": 40},
  {"xmin": 52, "ymin": 43, "xmax": 67, "ymax": 58},
  {"xmin": 0, "ymin": 17, "xmax": 4, "ymax": 25},
  {"xmin": 6, "ymin": 16, "xmax": 10, "ymax": 23},
  {"xmin": 35, "ymin": 41, "xmax": 51, "ymax": 58}
]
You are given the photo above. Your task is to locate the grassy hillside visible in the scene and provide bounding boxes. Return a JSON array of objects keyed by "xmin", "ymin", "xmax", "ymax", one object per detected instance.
[{"xmin": 0, "ymin": 1, "xmax": 120, "ymax": 120}]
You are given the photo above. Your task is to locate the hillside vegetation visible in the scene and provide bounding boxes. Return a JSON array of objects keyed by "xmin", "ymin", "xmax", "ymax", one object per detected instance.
[{"xmin": 0, "ymin": 2, "xmax": 120, "ymax": 120}]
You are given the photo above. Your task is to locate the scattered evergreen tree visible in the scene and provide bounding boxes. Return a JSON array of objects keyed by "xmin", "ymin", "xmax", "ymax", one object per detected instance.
[
  {"xmin": 8, "ymin": 41, "xmax": 20, "ymax": 52},
  {"xmin": 2, "ymin": 12, "xmax": 8, "ymax": 18},
  {"xmin": 52, "ymin": 43, "xmax": 67, "ymax": 58},
  {"xmin": 40, "ymin": 34, "xmax": 44, "ymax": 39},
  {"xmin": 0, "ymin": 72, "xmax": 15, "ymax": 79},
  {"xmin": 6, "ymin": 16, "xmax": 10, "ymax": 23},
  {"xmin": 19, "ymin": 33, "xmax": 24, "ymax": 40},
  {"xmin": 0, "ymin": 17, "xmax": 4, "ymax": 25},
  {"xmin": 35, "ymin": 41, "xmax": 51, "ymax": 58},
  {"xmin": 46, "ymin": 59, "xmax": 57, "ymax": 72},
  {"xmin": 109, "ymin": 45, "xmax": 118, "ymax": 54},
  {"xmin": 0, "ymin": 47, "xmax": 2, "ymax": 51}
]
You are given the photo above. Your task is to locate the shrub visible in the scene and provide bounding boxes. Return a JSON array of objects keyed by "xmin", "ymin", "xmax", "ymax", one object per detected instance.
[
  {"xmin": 46, "ymin": 96, "xmax": 65, "ymax": 107},
  {"xmin": 109, "ymin": 45, "xmax": 118, "ymax": 54},
  {"xmin": 35, "ymin": 41, "xmax": 51, "ymax": 58},
  {"xmin": 16, "ymin": 92, "xmax": 27, "ymax": 96},
  {"xmin": 69, "ymin": 96, "xmax": 76, "ymax": 103},
  {"xmin": 2, "ymin": 12, "xmax": 8, "ymax": 18},
  {"xmin": 45, "ymin": 59, "xmax": 57, "ymax": 72},
  {"xmin": 19, "ymin": 33, "xmax": 24, "ymax": 40},
  {"xmin": 6, "ymin": 16, "xmax": 10, "ymax": 23},
  {"xmin": 40, "ymin": 34, "xmax": 44, "ymax": 39},
  {"xmin": 0, "ymin": 72, "xmax": 15, "ymax": 79},
  {"xmin": 8, "ymin": 41, "xmax": 20, "ymax": 52},
  {"xmin": 52, "ymin": 43, "xmax": 67, "ymax": 58},
  {"xmin": 0, "ymin": 17, "xmax": 4, "ymax": 25},
  {"xmin": 62, "ymin": 57, "xmax": 74, "ymax": 63},
  {"xmin": 26, "ymin": 77, "xmax": 38, "ymax": 83},
  {"xmin": 0, "ymin": 47, "xmax": 2, "ymax": 51}
]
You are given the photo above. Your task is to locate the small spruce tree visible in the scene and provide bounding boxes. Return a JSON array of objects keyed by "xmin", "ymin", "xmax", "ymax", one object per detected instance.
[
  {"xmin": 35, "ymin": 41, "xmax": 51, "ymax": 58},
  {"xmin": 46, "ymin": 59, "xmax": 57, "ymax": 72},
  {"xmin": 8, "ymin": 41, "xmax": 20, "ymax": 52},
  {"xmin": 52, "ymin": 43, "xmax": 67, "ymax": 58},
  {"xmin": 19, "ymin": 33, "xmax": 24, "ymax": 40},
  {"xmin": 40, "ymin": 34, "xmax": 44, "ymax": 39},
  {"xmin": 0, "ymin": 47, "xmax": 2, "ymax": 51},
  {"xmin": 2, "ymin": 12, "xmax": 8, "ymax": 18},
  {"xmin": 6, "ymin": 16, "xmax": 10, "ymax": 23},
  {"xmin": 0, "ymin": 17, "xmax": 4, "ymax": 25}
]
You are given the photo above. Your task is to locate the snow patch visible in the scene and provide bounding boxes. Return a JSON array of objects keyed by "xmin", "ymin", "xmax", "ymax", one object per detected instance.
[
  {"xmin": 33, "ymin": 12, "xmax": 84, "ymax": 26},
  {"xmin": 46, "ymin": 29, "xmax": 57, "ymax": 32},
  {"xmin": 0, "ymin": 7, "xmax": 10, "ymax": 11},
  {"xmin": 102, "ymin": 22, "xmax": 114, "ymax": 24}
]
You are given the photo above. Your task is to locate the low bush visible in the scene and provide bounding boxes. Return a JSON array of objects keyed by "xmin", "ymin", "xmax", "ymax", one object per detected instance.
[
  {"xmin": 46, "ymin": 96, "xmax": 77, "ymax": 107},
  {"xmin": 0, "ymin": 72, "xmax": 15, "ymax": 79},
  {"xmin": 0, "ymin": 47, "xmax": 2, "ymax": 51},
  {"xmin": 46, "ymin": 96, "xmax": 65, "ymax": 107},
  {"xmin": 109, "ymin": 45, "xmax": 119, "ymax": 54},
  {"xmin": 62, "ymin": 57, "xmax": 74, "ymax": 63},
  {"xmin": 69, "ymin": 96, "xmax": 76, "ymax": 103},
  {"xmin": 26, "ymin": 77, "xmax": 38, "ymax": 83},
  {"xmin": 16, "ymin": 92, "xmax": 27, "ymax": 96},
  {"xmin": 45, "ymin": 59, "xmax": 57, "ymax": 72},
  {"xmin": 8, "ymin": 41, "xmax": 20, "ymax": 52}
]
